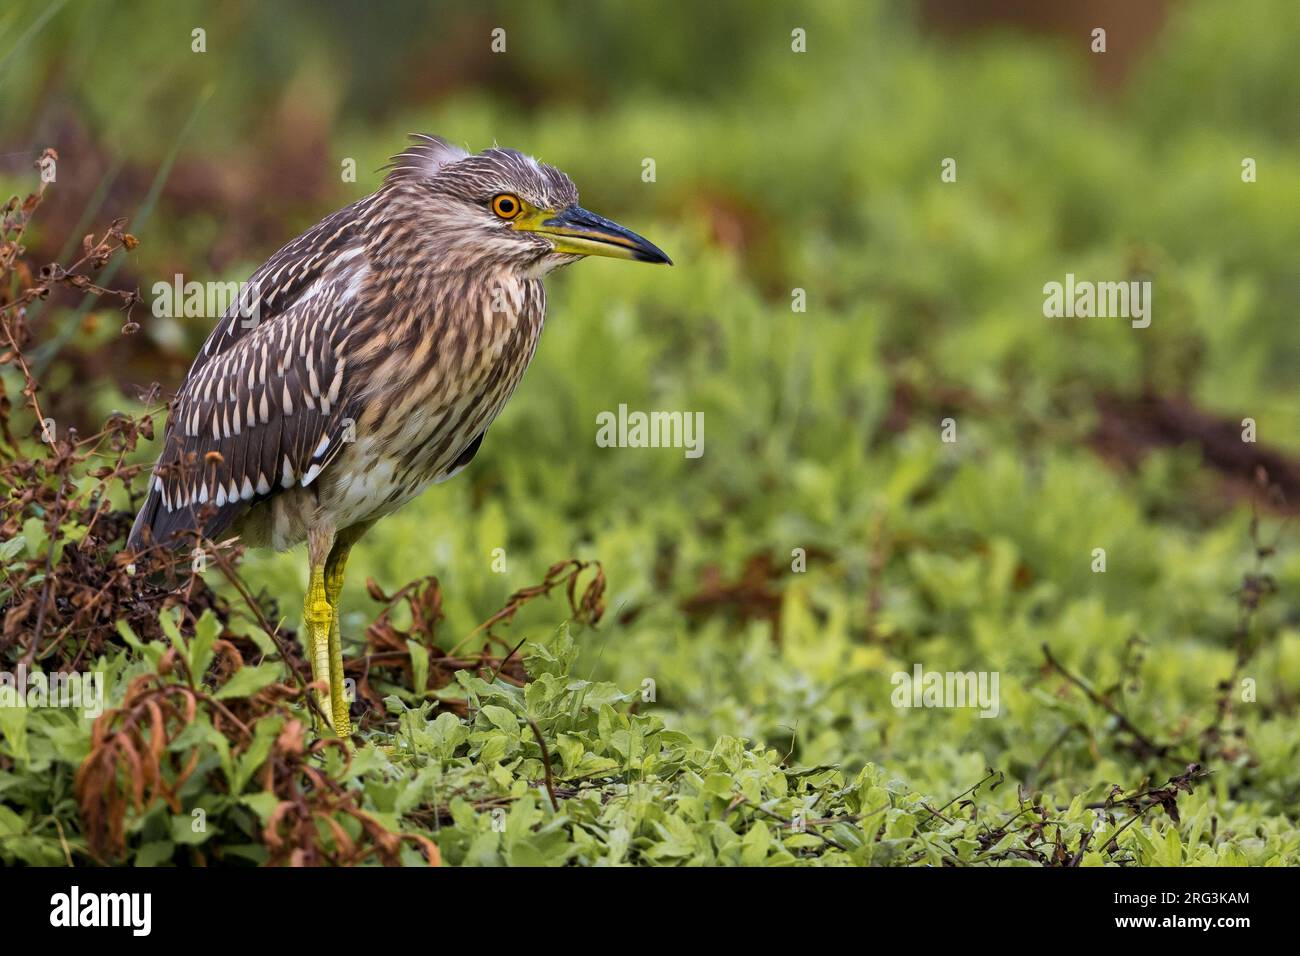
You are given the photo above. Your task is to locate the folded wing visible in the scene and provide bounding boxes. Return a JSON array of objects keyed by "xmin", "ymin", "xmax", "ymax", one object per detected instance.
[{"xmin": 129, "ymin": 202, "xmax": 372, "ymax": 550}]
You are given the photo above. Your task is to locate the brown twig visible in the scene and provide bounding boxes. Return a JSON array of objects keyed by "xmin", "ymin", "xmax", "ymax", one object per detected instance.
[
  {"xmin": 526, "ymin": 718, "xmax": 559, "ymax": 812},
  {"xmin": 1041, "ymin": 643, "xmax": 1183, "ymax": 763}
]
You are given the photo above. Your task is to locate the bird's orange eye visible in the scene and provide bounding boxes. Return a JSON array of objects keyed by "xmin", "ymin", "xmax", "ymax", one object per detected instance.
[{"xmin": 492, "ymin": 193, "xmax": 522, "ymax": 219}]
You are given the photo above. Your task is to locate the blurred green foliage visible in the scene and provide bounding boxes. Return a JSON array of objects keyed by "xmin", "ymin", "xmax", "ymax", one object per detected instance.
[{"xmin": 1, "ymin": 0, "xmax": 1297, "ymax": 864}]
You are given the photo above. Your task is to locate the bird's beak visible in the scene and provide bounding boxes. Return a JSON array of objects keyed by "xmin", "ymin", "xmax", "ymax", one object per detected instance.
[{"xmin": 515, "ymin": 205, "xmax": 672, "ymax": 264}]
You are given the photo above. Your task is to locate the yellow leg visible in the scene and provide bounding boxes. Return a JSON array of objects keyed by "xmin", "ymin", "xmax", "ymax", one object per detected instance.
[
  {"xmin": 303, "ymin": 564, "xmax": 336, "ymax": 734},
  {"xmin": 322, "ymin": 542, "xmax": 354, "ymax": 738},
  {"xmin": 317, "ymin": 522, "xmax": 371, "ymax": 738}
]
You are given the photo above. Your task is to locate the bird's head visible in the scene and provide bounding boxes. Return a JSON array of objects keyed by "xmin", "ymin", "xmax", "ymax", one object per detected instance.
[{"xmin": 382, "ymin": 135, "xmax": 671, "ymax": 274}]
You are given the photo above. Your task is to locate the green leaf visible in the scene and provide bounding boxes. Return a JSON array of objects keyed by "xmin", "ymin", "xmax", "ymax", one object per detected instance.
[
  {"xmin": 134, "ymin": 841, "xmax": 175, "ymax": 867},
  {"xmin": 232, "ymin": 716, "xmax": 282, "ymax": 793},
  {"xmin": 0, "ymin": 706, "xmax": 29, "ymax": 763},
  {"xmin": 158, "ymin": 607, "xmax": 189, "ymax": 666},
  {"xmin": 239, "ymin": 791, "xmax": 282, "ymax": 825},
  {"xmin": 214, "ymin": 663, "xmax": 282, "ymax": 700},
  {"xmin": 555, "ymin": 733, "xmax": 584, "ymax": 774},
  {"xmin": 172, "ymin": 811, "xmax": 214, "ymax": 846},
  {"xmin": 21, "ymin": 517, "xmax": 46, "ymax": 558},
  {"xmin": 408, "ymin": 640, "xmax": 429, "ymax": 696},
  {"xmin": 741, "ymin": 820, "xmax": 773, "ymax": 865},
  {"xmin": 479, "ymin": 705, "xmax": 518, "ymax": 736},
  {"xmin": 190, "ymin": 610, "xmax": 221, "ymax": 683},
  {"xmin": 0, "ymin": 536, "xmax": 25, "ymax": 562},
  {"xmin": 0, "ymin": 805, "xmax": 26, "ymax": 836}
]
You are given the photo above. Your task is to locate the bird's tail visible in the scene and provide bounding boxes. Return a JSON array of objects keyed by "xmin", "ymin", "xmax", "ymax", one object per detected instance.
[{"xmin": 127, "ymin": 483, "xmax": 210, "ymax": 553}]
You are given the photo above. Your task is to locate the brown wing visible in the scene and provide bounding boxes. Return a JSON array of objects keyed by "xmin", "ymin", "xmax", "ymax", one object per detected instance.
[
  {"xmin": 129, "ymin": 232, "xmax": 369, "ymax": 551},
  {"xmin": 191, "ymin": 195, "xmax": 373, "ymax": 375}
]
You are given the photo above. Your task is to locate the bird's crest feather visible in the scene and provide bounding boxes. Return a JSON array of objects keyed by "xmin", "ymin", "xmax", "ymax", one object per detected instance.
[{"xmin": 383, "ymin": 134, "xmax": 470, "ymax": 184}]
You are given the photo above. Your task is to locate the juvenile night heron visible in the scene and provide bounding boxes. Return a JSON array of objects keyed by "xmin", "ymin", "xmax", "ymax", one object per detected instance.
[{"xmin": 128, "ymin": 135, "xmax": 670, "ymax": 736}]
